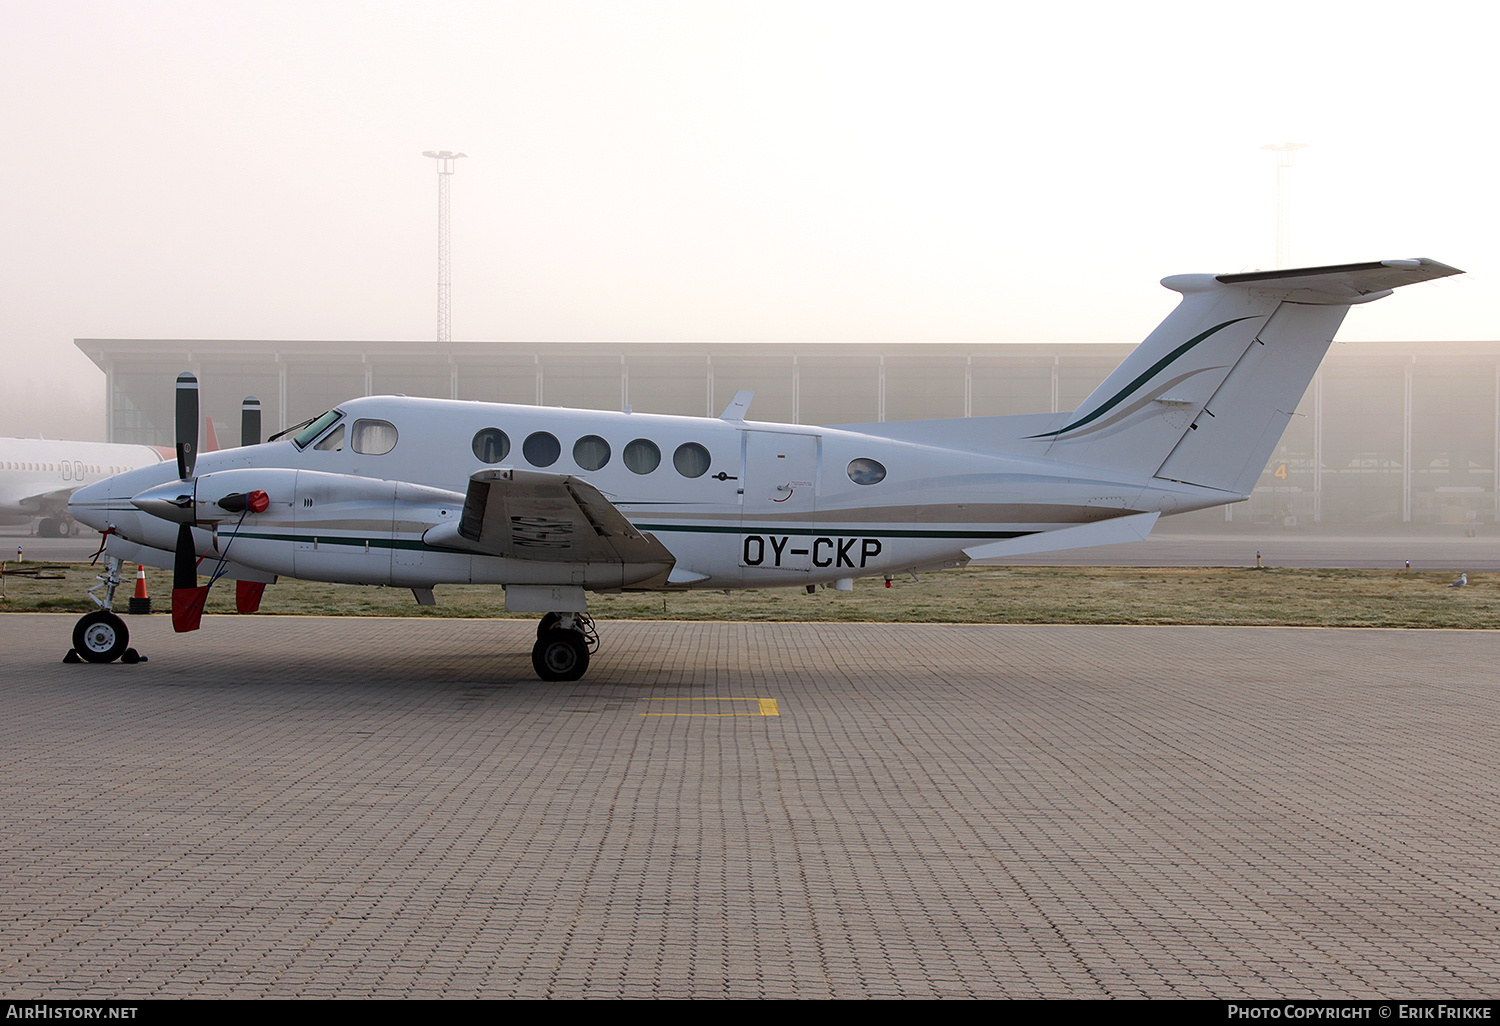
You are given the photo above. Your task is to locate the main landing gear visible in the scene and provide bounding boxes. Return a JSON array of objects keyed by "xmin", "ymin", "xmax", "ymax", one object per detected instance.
[{"xmin": 532, "ymin": 612, "xmax": 599, "ymax": 682}]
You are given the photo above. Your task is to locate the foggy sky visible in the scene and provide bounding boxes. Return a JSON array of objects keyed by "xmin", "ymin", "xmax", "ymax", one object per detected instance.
[{"xmin": 2, "ymin": 0, "xmax": 1492, "ymax": 440}]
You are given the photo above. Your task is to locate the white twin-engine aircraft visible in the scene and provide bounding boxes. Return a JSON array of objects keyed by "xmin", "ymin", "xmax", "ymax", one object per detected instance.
[{"xmin": 68, "ymin": 259, "xmax": 1460, "ymax": 679}]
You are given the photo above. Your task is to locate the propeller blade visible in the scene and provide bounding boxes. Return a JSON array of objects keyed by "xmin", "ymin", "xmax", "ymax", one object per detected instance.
[
  {"xmin": 176, "ymin": 372, "xmax": 198, "ymax": 480},
  {"xmin": 173, "ymin": 523, "xmax": 197, "ymax": 591},
  {"xmin": 241, "ymin": 396, "xmax": 261, "ymax": 447},
  {"xmin": 235, "ymin": 580, "xmax": 266, "ymax": 614},
  {"xmin": 169, "ymin": 520, "xmax": 209, "ymax": 630}
]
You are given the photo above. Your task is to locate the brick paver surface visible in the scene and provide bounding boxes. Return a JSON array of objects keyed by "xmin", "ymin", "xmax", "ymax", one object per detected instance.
[{"xmin": 3, "ymin": 613, "xmax": 1497, "ymax": 998}]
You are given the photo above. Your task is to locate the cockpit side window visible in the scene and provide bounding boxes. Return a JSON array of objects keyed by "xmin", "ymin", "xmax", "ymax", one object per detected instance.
[
  {"xmin": 291, "ymin": 409, "xmax": 345, "ymax": 449},
  {"xmin": 352, "ymin": 419, "xmax": 398, "ymax": 456},
  {"xmin": 313, "ymin": 424, "xmax": 345, "ymax": 451}
]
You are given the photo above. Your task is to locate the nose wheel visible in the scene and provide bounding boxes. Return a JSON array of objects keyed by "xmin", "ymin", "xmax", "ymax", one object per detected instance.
[{"xmin": 72, "ymin": 610, "xmax": 130, "ymax": 663}]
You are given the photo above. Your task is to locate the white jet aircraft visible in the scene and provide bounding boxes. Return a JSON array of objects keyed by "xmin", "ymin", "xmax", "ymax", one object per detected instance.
[
  {"xmin": 0, "ymin": 437, "xmax": 167, "ymax": 536},
  {"xmin": 68, "ymin": 259, "xmax": 1461, "ymax": 679}
]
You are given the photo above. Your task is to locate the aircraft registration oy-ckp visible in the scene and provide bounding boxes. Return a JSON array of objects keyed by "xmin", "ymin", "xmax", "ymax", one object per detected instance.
[{"xmin": 67, "ymin": 259, "xmax": 1461, "ymax": 679}]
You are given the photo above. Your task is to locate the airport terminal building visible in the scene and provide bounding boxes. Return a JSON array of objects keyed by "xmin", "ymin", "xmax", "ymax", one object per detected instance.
[{"xmin": 77, "ymin": 338, "xmax": 1500, "ymax": 527}]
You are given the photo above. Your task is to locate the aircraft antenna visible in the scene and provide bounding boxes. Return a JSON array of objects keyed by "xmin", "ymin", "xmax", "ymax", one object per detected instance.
[{"xmin": 422, "ymin": 150, "xmax": 467, "ymax": 342}]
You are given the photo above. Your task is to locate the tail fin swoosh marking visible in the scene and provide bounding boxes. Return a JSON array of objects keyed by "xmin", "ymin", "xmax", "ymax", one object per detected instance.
[
  {"xmin": 1023, "ymin": 316, "xmax": 1255, "ymax": 440},
  {"xmin": 1040, "ymin": 365, "xmax": 1226, "ymax": 440}
]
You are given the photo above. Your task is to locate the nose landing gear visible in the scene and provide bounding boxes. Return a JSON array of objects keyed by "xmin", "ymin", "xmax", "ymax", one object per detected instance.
[{"xmin": 65, "ymin": 555, "xmax": 146, "ymax": 664}]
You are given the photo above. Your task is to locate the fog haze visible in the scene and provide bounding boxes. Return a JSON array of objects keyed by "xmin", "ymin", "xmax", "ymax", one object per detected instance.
[{"xmin": 2, "ymin": 0, "xmax": 1492, "ymax": 439}]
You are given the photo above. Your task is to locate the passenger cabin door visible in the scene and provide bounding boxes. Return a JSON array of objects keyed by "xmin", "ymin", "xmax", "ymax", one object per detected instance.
[{"xmin": 740, "ymin": 430, "xmax": 819, "ymax": 573}]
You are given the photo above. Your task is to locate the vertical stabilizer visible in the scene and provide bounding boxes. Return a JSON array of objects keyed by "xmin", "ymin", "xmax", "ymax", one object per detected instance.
[{"xmin": 1031, "ymin": 259, "xmax": 1462, "ymax": 493}]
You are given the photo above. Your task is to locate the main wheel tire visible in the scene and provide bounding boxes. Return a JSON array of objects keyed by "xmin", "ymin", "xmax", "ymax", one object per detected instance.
[
  {"xmin": 38, "ymin": 518, "xmax": 60, "ymax": 538},
  {"xmin": 73, "ymin": 611, "xmax": 130, "ymax": 664},
  {"xmin": 536, "ymin": 611, "xmax": 562, "ymax": 638},
  {"xmin": 532, "ymin": 627, "xmax": 590, "ymax": 682}
]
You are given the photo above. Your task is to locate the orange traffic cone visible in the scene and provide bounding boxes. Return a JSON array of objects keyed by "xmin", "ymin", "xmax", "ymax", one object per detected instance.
[{"xmin": 128, "ymin": 565, "xmax": 152, "ymax": 615}]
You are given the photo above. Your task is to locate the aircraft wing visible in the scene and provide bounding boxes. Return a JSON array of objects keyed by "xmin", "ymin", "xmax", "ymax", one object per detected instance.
[
  {"xmin": 10, "ymin": 486, "xmax": 73, "ymax": 516},
  {"xmin": 423, "ymin": 468, "xmax": 676, "ymax": 566}
]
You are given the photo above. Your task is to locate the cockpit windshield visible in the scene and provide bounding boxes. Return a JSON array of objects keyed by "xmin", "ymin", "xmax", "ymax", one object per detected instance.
[{"xmin": 281, "ymin": 409, "xmax": 346, "ymax": 450}]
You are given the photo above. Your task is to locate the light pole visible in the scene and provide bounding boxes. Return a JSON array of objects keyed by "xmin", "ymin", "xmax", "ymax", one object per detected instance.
[
  {"xmin": 1261, "ymin": 142, "xmax": 1306, "ymax": 268},
  {"xmin": 422, "ymin": 150, "xmax": 467, "ymax": 342}
]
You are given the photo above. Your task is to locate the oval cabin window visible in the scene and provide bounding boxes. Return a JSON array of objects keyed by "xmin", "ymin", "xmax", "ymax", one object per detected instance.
[
  {"xmin": 523, "ymin": 431, "xmax": 561, "ymax": 467},
  {"xmin": 623, "ymin": 439, "xmax": 661, "ymax": 475},
  {"xmin": 472, "ymin": 428, "xmax": 510, "ymax": 463},
  {"xmin": 573, "ymin": 435, "xmax": 611, "ymax": 471},
  {"xmin": 847, "ymin": 458, "xmax": 886, "ymax": 485},
  {"xmin": 673, "ymin": 442, "xmax": 711, "ymax": 478}
]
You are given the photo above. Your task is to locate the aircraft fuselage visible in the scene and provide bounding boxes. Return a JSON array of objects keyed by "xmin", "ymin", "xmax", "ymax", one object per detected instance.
[{"xmin": 70, "ymin": 394, "xmax": 1226, "ymax": 592}]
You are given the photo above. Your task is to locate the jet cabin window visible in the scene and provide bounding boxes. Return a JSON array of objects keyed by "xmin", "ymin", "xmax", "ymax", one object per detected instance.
[{"xmin": 352, "ymin": 419, "xmax": 398, "ymax": 456}]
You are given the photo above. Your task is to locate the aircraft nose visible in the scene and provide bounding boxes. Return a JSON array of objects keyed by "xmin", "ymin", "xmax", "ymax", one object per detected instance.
[{"xmin": 68, "ymin": 477, "xmax": 116, "ymax": 532}]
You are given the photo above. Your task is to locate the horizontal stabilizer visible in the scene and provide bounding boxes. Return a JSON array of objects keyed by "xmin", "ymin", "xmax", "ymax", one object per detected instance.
[
  {"xmin": 963, "ymin": 512, "xmax": 1160, "ymax": 562},
  {"xmin": 1214, "ymin": 258, "xmax": 1463, "ymax": 303}
]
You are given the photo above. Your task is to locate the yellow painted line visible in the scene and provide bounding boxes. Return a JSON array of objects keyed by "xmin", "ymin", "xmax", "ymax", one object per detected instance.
[{"xmin": 641, "ymin": 697, "xmax": 780, "ymax": 717}]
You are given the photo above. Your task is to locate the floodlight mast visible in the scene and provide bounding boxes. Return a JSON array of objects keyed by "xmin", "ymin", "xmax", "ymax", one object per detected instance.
[
  {"xmin": 422, "ymin": 150, "xmax": 467, "ymax": 342},
  {"xmin": 1261, "ymin": 142, "xmax": 1306, "ymax": 269}
]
